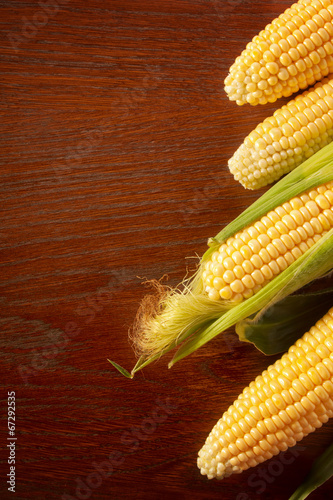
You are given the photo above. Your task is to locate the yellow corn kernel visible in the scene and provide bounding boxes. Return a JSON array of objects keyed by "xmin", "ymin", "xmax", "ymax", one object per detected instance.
[
  {"xmin": 198, "ymin": 307, "xmax": 333, "ymax": 480},
  {"xmin": 202, "ymin": 182, "xmax": 333, "ymax": 302},
  {"xmin": 229, "ymin": 77, "xmax": 333, "ymax": 189},
  {"xmin": 224, "ymin": 0, "xmax": 333, "ymax": 106}
]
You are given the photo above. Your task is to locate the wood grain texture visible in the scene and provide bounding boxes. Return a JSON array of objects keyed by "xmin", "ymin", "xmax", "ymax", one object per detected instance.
[{"xmin": 1, "ymin": 0, "xmax": 333, "ymax": 499}]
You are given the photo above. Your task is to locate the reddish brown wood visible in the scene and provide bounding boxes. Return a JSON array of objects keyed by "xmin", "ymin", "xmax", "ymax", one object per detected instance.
[{"xmin": 1, "ymin": 1, "xmax": 333, "ymax": 499}]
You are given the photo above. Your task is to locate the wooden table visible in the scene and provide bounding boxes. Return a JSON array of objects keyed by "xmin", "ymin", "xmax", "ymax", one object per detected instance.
[{"xmin": 2, "ymin": 1, "xmax": 333, "ymax": 498}]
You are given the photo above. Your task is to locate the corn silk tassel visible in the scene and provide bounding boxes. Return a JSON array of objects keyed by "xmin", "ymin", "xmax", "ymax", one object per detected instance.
[{"xmin": 109, "ymin": 142, "xmax": 333, "ymax": 378}]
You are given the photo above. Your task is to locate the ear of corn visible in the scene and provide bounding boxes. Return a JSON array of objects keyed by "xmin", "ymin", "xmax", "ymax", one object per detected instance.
[
  {"xmin": 229, "ymin": 76, "xmax": 333, "ymax": 189},
  {"xmin": 224, "ymin": 0, "xmax": 333, "ymax": 106},
  {"xmin": 198, "ymin": 306, "xmax": 333, "ymax": 480},
  {"xmin": 110, "ymin": 144, "xmax": 333, "ymax": 378},
  {"xmin": 131, "ymin": 212, "xmax": 333, "ymax": 371}
]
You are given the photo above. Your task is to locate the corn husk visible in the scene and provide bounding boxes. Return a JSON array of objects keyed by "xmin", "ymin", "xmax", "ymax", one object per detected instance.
[
  {"xmin": 289, "ymin": 441, "xmax": 333, "ymax": 500},
  {"xmin": 110, "ymin": 142, "xmax": 333, "ymax": 378},
  {"xmin": 235, "ymin": 286, "xmax": 333, "ymax": 355}
]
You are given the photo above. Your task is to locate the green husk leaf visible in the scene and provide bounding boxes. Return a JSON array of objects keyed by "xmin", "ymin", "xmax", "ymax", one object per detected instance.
[
  {"xmin": 107, "ymin": 360, "xmax": 133, "ymax": 379},
  {"xmin": 121, "ymin": 143, "xmax": 333, "ymax": 377},
  {"xmin": 289, "ymin": 441, "xmax": 333, "ymax": 500},
  {"xmin": 235, "ymin": 286, "xmax": 333, "ymax": 355},
  {"xmin": 169, "ymin": 229, "xmax": 333, "ymax": 367}
]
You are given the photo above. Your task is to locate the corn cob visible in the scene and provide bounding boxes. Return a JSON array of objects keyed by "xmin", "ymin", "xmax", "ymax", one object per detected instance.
[
  {"xmin": 224, "ymin": 0, "xmax": 333, "ymax": 106},
  {"xmin": 198, "ymin": 306, "xmax": 333, "ymax": 479},
  {"xmin": 229, "ymin": 77, "xmax": 333, "ymax": 189},
  {"xmin": 203, "ymin": 181, "xmax": 333, "ymax": 302},
  {"xmin": 109, "ymin": 146, "xmax": 333, "ymax": 378}
]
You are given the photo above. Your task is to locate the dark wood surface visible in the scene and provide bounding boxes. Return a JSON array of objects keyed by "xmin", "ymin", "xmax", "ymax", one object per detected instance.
[{"xmin": 1, "ymin": 1, "xmax": 333, "ymax": 499}]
